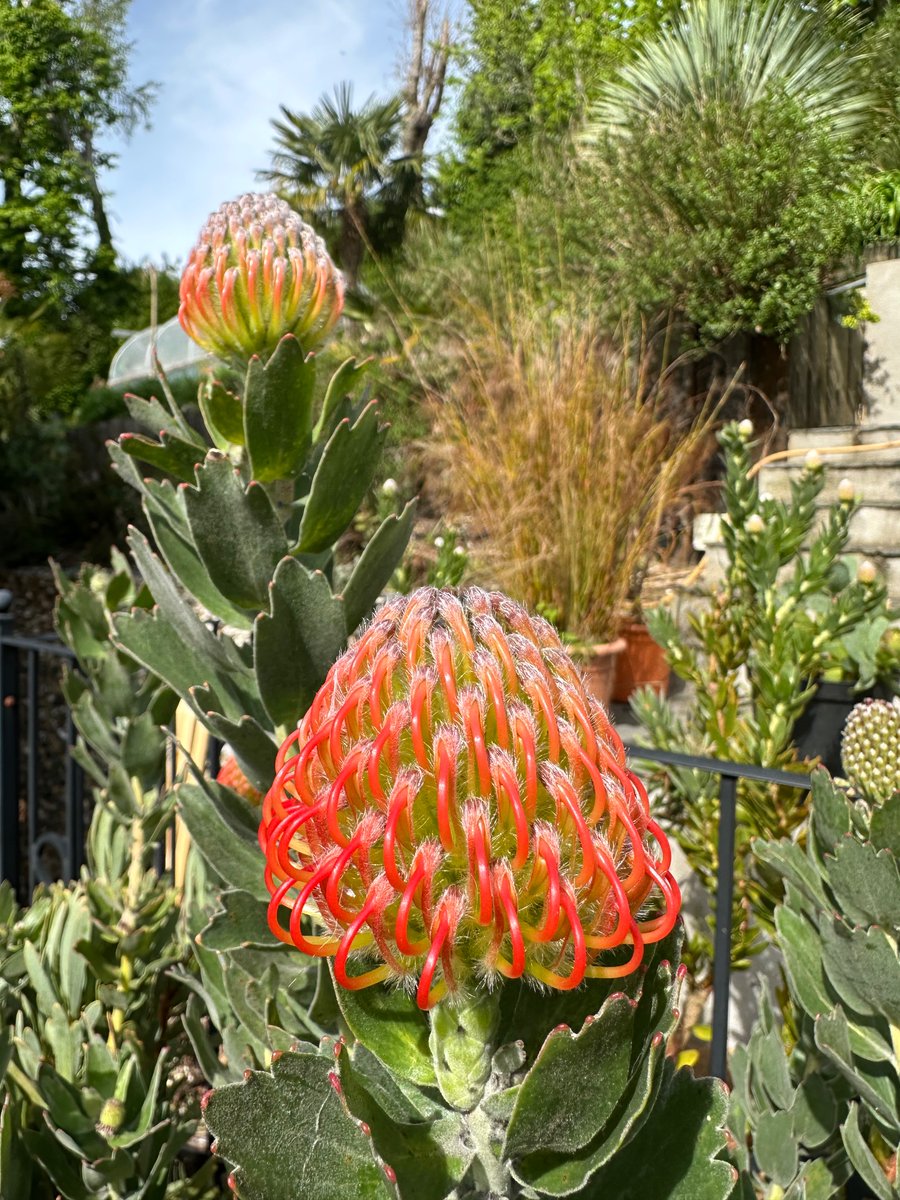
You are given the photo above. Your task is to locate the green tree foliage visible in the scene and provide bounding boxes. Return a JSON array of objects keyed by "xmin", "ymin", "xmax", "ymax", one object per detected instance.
[
  {"xmin": 440, "ymin": 0, "xmax": 680, "ymax": 233},
  {"xmin": 581, "ymin": 0, "xmax": 871, "ymax": 340},
  {"xmin": 0, "ymin": 0, "xmax": 154, "ymax": 307},
  {"xmin": 589, "ymin": 91, "xmax": 861, "ymax": 341}
]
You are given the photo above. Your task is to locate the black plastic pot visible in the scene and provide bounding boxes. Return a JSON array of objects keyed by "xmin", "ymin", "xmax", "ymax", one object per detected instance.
[{"xmin": 794, "ymin": 680, "xmax": 892, "ymax": 775}]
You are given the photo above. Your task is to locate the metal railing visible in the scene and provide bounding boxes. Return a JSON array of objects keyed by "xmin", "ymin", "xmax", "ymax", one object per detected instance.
[
  {"xmin": 0, "ymin": 592, "xmax": 814, "ymax": 1081},
  {"xmin": 0, "ymin": 591, "xmax": 86, "ymax": 900},
  {"xmin": 623, "ymin": 744, "xmax": 811, "ymax": 1080}
]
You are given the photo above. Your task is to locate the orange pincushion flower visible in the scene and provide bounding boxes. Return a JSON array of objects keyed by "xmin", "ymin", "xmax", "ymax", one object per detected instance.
[
  {"xmin": 217, "ymin": 749, "xmax": 263, "ymax": 806},
  {"xmin": 178, "ymin": 192, "xmax": 344, "ymax": 362},
  {"xmin": 260, "ymin": 588, "xmax": 679, "ymax": 1009}
]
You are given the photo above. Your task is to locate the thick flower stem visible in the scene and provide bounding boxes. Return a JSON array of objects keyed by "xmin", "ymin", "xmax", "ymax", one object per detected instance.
[{"xmin": 429, "ymin": 989, "xmax": 502, "ymax": 1112}]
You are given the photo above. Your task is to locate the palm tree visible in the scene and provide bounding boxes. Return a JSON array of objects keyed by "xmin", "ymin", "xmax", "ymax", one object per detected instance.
[
  {"xmin": 586, "ymin": 0, "xmax": 870, "ymax": 141},
  {"xmin": 259, "ymin": 83, "xmax": 405, "ymax": 289}
]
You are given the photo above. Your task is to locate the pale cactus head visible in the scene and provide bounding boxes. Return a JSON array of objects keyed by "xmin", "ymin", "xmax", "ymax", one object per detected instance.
[
  {"xmin": 178, "ymin": 193, "xmax": 345, "ymax": 362},
  {"xmin": 260, "ymin": 588, "xmax": 680, "ymax": 1009},
  {"xmin": 841, "ymin": 696, "xmax": 900, "ymax": 804}
]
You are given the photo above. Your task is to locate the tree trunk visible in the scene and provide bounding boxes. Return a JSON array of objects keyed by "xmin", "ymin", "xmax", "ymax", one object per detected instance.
[
  {"xmin": 401, "ymin": 0, "xmax": 451, "ymax": 175},
  {"xmin": 78, "ymin": 127, "xmax": 114, "ymax": 252},
  {"xmin": 340, "ymin": 202, "xmax": 366, "ymax": 290}
]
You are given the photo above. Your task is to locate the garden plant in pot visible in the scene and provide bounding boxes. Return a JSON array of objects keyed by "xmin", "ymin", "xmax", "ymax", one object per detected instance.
[
  {"xmin": 430, "ymin": 294, "xmax": 718, "ymax": 708},
  {"xmin": 633, "ymin": 422, "xmax": 893, "ymax": 980}
]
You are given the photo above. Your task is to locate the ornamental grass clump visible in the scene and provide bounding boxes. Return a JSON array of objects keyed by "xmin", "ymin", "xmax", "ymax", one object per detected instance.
[
  {"xmin": 260, "ymin": 587, "xmax": 680, "ymax": 1008},
  {"xmin": 432, "ymin": 310, "xmax": 718, "ymax": 644}
]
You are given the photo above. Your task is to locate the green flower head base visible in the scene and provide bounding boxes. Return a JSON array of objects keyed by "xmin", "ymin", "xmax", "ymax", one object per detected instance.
[
  {"xmin": 260, "ymin": 588, "xmax": 680, "ymax": 1009},
  {"xmin": 842, "ymin": 696, "xmax": 900, "ymax": 804},
  {"xmin": 178, "ymin": 192, "xmax": 345, "ymax": 362}
]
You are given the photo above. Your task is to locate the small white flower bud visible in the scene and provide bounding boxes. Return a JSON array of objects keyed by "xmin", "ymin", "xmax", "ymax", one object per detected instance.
[
  {"xmin": 838, "ymin": 478, "xmax": 855, "ymax": 502},
  {"xmin": 433, "ymin": 536, "xmax": 445, "ymax": 549},
  {"xmin": 453, "ymin": 545, "xmax": 466, "ymax": 556},
  {"xmin": 803, "ymin": 449, "xmax": 823, "ymax": 472},
  {"xmin": 857, "ymin": 559, "xmax": 877, "ymax": 584},
  {"xmin": 381, "ymin": 478, "xmax": 399, "ymax": 497},
  {"xmin": 745, "ymin": 513, "xmax": 765, "ymax": 534},
  {"xmin": 737, "ymin": 419, "xmax": 754, "ymax": 438}
]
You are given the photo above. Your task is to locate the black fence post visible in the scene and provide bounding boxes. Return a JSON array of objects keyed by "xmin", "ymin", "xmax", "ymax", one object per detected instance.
[
  {"xmin": 0, "ymin": 590, "xmax": 20, "ymax": 896},
  {"xmin": 710, "ymin": 772, "xmax": 738, "ymax": 1081}
]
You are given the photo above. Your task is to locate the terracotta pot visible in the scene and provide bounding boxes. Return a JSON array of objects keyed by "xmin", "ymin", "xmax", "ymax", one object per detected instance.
[
  {"xmin": 578, "ymin": 637, "xmax": 627, "ymax": 707},
  {"xmin": 612, "ymin": 621, "xmax": 671, "ymax": 703}
]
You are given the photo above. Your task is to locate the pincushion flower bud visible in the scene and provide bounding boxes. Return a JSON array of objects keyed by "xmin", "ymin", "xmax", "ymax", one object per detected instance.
[
  {"xmin": 803, "ymin": 449, "xmax": 823, "ymax": 472},
  {"xmin": 745, "ymin": 513, "xmax": 765, "ymax": 534},
  {"xmin": 179, "ymin": 193, "xmax": 344, "ymax": 362},
  {"xmin": 260, "ymin": 588, "xmax": 679, "ymax": 1009},
  {"xmin": 838, "ymin": 478, "xmax": 855, "ymax": 503},
  {"xmin": 842, "ymin": 697, "xmax": 900, "ymax": 804},
  {"xmin": 737, "ymin": 419, "xmax": 754, "ymax": 439},
  {"xmin": 858, "ymin": 559, "xmax": 877, "ymax": 585}
]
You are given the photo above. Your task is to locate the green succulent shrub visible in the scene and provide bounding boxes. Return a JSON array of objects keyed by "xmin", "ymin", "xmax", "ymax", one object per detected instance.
[
  {"xmin": 729, "ymin": 769, "xmax": 900, "ymax": 1199},
  {"xmin": 632, "ymin": 421, "xmax": 892, "ymax": 971},
  {"xmin": 0, "ymin": 558, "xmax": 215, "ymax": 1200}
]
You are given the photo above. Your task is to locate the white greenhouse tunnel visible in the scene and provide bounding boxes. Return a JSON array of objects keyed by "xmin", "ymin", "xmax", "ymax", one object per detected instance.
[{"xmin": 108, "ymin": 316, "xmax": 213, "ymax": 385}]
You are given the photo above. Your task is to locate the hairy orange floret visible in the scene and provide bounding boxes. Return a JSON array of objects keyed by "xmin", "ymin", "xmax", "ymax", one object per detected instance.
[{"xmin": 260, "ymin": 588, "xmax": 679, "ymax": 1008}]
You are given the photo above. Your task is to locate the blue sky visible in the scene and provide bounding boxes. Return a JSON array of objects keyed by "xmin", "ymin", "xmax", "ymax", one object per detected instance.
[{"xmin": 103, "ymin": 0, "xmax": 412, "ymax": 264}]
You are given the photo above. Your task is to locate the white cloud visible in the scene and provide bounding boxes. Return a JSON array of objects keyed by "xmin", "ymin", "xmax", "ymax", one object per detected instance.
[{"xmin": 105, "ymin": 0, "xmax": 404, "ymax": 263}]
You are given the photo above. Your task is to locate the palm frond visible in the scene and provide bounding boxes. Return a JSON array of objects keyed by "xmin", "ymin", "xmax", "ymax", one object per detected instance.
[{"xmin": 586, "ymin": 0, "xmax": 871, "ymax": 141}]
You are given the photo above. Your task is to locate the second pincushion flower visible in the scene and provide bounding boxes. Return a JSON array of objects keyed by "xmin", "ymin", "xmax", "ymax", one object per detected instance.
[
  {"xmin": 260, "ymin": 587, "xmax": 680, "ymax": 1009},
  {"xmin": 178, "ymin": 192, "xmax": 345, "ymax": 363}
]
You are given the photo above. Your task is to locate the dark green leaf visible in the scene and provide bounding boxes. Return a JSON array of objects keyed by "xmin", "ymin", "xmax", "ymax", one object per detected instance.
[
  {"xmin": 297, "ymin": 400, "xmax": 385, "ymax": 554},
  {"xmin": 118, "ymin": 430, "xmax": 204, "ymax": 483},
  {"xmin": 244, "ymin": 336, "xmax": 316, "ymax": 483},
  {"xmin": 578, "ymin": 1066, "xmax": 735, "ymax": 1200},
  {"xmin": 840, "ymin": 1103, "xmax": 893, "ymax": 1200},
  {"xmin": 505, "ymin": 992, "xmax": 637, "ymax": 1158},
  {"xmin": 342, "ymin": 500, "xmax": 417, "ymax": 633},
  {"xmin": 142, "ymin": 478, "xmax": 252, "ymax": 629},
  {"xmin": 334, "ymin": 975, "xmax": 437, "ymax": 1088},
  {"xmin": 810, "ymin": 769, "xmax": 850, "ymax": 853},
  {"xmin": 788, "ymin": 1073, "xmax": 838, "ymax": 1150},
  {"xmin": 253, "ymin": 556, "xmax": 346, "ymax": 728},
  {"xmin": 184, "ymin": 454, "xmax": 289, "ymax": 608},
  {"xmin": 178, "ymin": 782, "xmax": 268, "ymax": 901},
  {"xmin": 198, "ymin": 891, "xmax": 280, "ymax": 951},
  {"xmin": 827, "ymin": 837, "xmax": 900, "ymax": 928},
  {"xmin": 314, "ymin": 356, "xmax": 372, "ymax": 440},
  {"xmin": 205, "ymin": 1051, "xmax": 395, "ymax": 1200},
  {"xmin": 200, "ymin": 379, "xmax": 245, "ymax": 447},
  {"xmin": 820, "ymin": 918, "xmax": 900, "ymax": 1024},
  {"xmin": 871, "ymin": 794, "xmax": 900, "ymax": 856}
]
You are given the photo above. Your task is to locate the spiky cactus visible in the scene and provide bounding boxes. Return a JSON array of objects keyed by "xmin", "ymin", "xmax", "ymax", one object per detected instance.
[
  {"xmin": 202, "ymin": 587, "xmax": 737, "ymax": 1200},
  {"xmin": 841, "ymin": 697, "xmax": 900, "ymax": 804}
]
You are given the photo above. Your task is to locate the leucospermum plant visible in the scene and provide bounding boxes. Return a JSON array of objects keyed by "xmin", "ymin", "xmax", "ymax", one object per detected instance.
[
  {"xmin": 203, "ymin": 589, "xmax": 737, "ymax": 1200},
  {"xmin": 95, "ymin": 193, "xmax": 415, "ymax": 1092}
]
